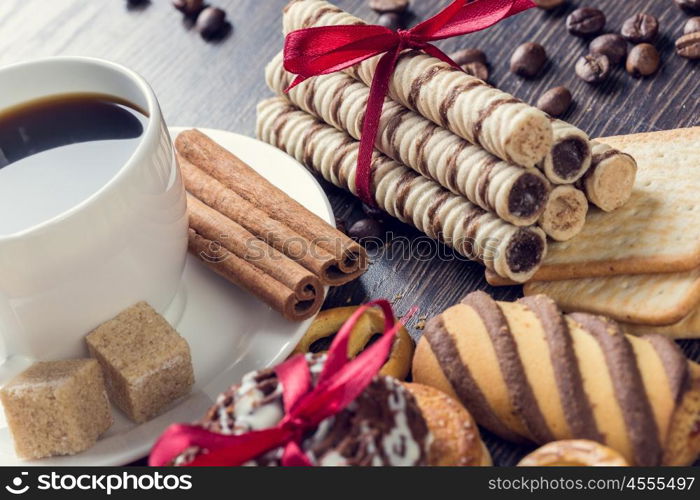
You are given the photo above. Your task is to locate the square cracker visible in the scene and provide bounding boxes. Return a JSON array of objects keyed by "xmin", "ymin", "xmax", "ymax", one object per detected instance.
[
  {"xmin": 505, "ymin": 127, "xmax": 700, "ymax": 283},
  {"xmin": 523, "ymin": 268, "xmax": 700, "ymax": 326},
  {"xmin": 620, "ymin": 305, "xmax": 700, "ymax": 340}
]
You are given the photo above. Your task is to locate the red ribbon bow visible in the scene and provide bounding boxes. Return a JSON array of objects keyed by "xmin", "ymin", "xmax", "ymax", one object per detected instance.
[
  {"xmin": 284, "ymin": 0, "xmax": 534, "ymax": 205},
  {"xmin": 149, "ymin": 300, "xmax": 412, "ymax": 466}
]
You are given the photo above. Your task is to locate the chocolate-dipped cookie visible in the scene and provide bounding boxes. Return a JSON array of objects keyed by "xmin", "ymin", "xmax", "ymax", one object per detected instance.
[{"xmin": 171, "ymin": 354, "xmax": 490, "ymax": 466}]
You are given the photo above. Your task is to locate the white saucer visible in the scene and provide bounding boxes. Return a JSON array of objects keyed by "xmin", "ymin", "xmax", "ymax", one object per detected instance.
[{"xmin": 0, "ymin": 127, "xmax": 334, "ymax": 466}]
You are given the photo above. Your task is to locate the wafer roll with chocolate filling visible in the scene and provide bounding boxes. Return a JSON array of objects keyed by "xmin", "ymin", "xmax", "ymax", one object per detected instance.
[
  {"xmin": 175, "ymin": 129, "xmax": 367, "ymax": 283},
  {"xmin": 187, "ymin": 196, "xmax": 324, "ymax": 321},
  {"xmin": 538, "ymin": 120, "xmax": 592, "ymax": 184},
  {"xmin": 576, "ymin": 141, "xmax": 637, "ymax": 212},
  {"xmin": 257, "ymin": 97, "xmax": 547, "ymax": 282},
  {"xmin": 266, "ymin": 53, "xmax": 551, "ymax": 227},
  {"xmin": 282, "ymin": 0, "xmax": 554, "ymax": 169},
  {"xmin": 413, "ymin": 292, "xmax": 700, "ymax": 466},
  {"xmin": 538, "ymin": 185, "xmax": 588, "ymax": 241}
]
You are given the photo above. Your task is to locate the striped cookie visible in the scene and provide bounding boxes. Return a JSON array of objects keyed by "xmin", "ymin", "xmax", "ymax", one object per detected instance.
[{"xmin": 413, "ymin": 291, "xmax": 700, "ymax": 465}]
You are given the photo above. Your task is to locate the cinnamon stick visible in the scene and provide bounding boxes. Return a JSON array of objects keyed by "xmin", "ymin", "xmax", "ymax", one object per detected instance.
[
  {"xmin": 187, "ymin": 195, "xmax": 324, "ymax": 321},
  {"xmin": 180, "ymin": 155, "xmax": 349, "ymax": 286},
  {"xmin": 175, "ymin": 129, "xmax": 367, "ymax": 280}
]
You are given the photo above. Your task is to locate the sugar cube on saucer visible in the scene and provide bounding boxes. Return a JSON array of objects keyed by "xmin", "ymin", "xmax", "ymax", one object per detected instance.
[
  {"xmin": 86, "ymin": 302, "xmax": 194, "ymax": 423},
  {"xmin": 0, "ymin": 359, "xmax": 113, "ymax": 460}
]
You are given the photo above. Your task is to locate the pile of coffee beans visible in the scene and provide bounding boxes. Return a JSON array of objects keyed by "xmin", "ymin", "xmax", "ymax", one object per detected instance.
[
  {"xmin": 567, "ymin": 8, "xmax": 661, "ymax": 82},
  {"xmin": 172, "ymin": 0, "xmax": 231, "ymax": 40},
  {"xmin": 125, "ymin": 0, "xmax": 231, "ymax": 41},
  {"xmin": 369, "ymin": 0, "xmax": 410, "ymax": 31}
]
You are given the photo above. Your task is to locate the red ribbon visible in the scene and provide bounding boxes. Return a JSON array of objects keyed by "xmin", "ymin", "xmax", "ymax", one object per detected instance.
[
  {"xmin": 283, "ymin": 0, "xmax": 534, "ymax": 205},
  {"xmin": 149, "ymin": 300, "xmax": 414, "ymax": 466}
]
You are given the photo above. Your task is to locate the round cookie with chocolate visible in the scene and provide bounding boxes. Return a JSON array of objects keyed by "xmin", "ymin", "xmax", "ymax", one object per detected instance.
[{"xmin": 171, "ymin": 354, "xmax": 488, "ymax": 466}]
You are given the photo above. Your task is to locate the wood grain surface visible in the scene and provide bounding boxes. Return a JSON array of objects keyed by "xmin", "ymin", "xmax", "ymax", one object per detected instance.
[{"xmin": 0, "ymin": 0, "xmax": 698, "ymax": 466}]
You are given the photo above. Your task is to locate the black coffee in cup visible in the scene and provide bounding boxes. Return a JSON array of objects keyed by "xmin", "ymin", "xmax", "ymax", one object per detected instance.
[{"xmin": 0, "ymin": 93, "xmax": 148, "ymax": 234}]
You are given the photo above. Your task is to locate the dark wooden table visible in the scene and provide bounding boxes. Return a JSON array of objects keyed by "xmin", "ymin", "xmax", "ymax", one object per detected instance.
[{"xmin": 2, "ymin": 0, "xmax": 698, "ymax": 466}]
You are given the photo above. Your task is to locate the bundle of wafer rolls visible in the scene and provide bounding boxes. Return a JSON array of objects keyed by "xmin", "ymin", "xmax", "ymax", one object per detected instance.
[
  {"xmin": 413, "ymin": 292, "xmax": 700, "ymax": 466},
  {"xmin": 282, "ymin": 0, "xmax": 637, "ymax": 205},
  {"xmin": 175, "ymin": 129, "xmax": 367, "ymax": 321},
  {"xmin": 255, "ymin": 0, "xmax": 638, "ymax": 284},
  {"xmin": 258, "ymin": 97, "xmax": 547, "ymax": 283}
]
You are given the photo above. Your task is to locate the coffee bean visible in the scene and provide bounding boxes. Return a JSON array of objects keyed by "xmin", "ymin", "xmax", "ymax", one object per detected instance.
[
  {"xmin": 369, "ymin": 0, "xmax": 409, "ymax": 13},
  {"xmin": 621, "ymin": 13, "xmax": 659, "ymax": 43},
  {"xmin": 589, "ymin": 33, "xmax": 627, "ymax": 65},
  {"xmin": 626, "ymin": 43, "xmax": 660, "ymax": 76},
  {"xmin": 362, "ymin": 203, "xmax": 386, "ymax": 221},
  {"xmin": 676, "ymin": 32, "xmax": 700, "ymax": 59},
  {"xmin": 377, "ymin": 12, "xmax": 402, "ymax": 30},
  {"xmin": 675, "ymin": 0, "xmax": 700, "ymax": 13},
  {"xmin": 684, "ymin": 17, "xmax": 700, "ymax": 35},
  {"xmin": 575, "ymin": 53, "xmax": 610, "ymax": 83},
  {"xmin": 532, "ymin": 0, "xmax": 566, "ymax": 9},
  {"xmin": 510, "ymin": 42, "xmax": 547, "ymax": 78},
  {"xmin": 566, "ymin": 7, "xmax": 606, "ymax": 37},
  {"xmin": 348, "ymin": 218, "xmax": 384, "ymax": 244},
  {"xmin": 536, "ymin": 86, "xmax": 572, "ymax": 117},
  {"xmin": 196, "ymin": 7, "xmax": 228, "ymax": 40},
  {"xmin": 450, "ymin": 48, "xmax": 487, "ymax": 66},
  {"xmin": 173, "ymin": 0, "xmax": 204, "ymax": 17},
  {"xmin": 462, "ymin": 61, "xmax": 489, "ymax": 81}
]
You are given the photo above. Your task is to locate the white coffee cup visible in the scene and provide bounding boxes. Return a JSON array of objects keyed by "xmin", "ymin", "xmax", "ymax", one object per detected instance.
[{"xmin": 0, "ymin": 57, "xmax": 188, "ymax": 368}]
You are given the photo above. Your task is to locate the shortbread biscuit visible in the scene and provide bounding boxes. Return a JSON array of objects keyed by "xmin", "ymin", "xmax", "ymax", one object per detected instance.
[
  {"xmin": 492, "ymin": 127, "xmax": 700, "ymax": 282},
  {"xmin": 523, "ymin": 269, "xmax": 700, "ymax": 326},
  {"xmin": 257, "ymin": 97, "xmax": 547, "ymax": 283},
  {"xmin": 265, "ymin": 53, "xmax": 551, "ymax": 226},
  {"xmin": 282, "ymin": 0, "xmax": 554, "ymax": 168},
  {"xmin": 621, "ymin": 305, "xmax": 700, "ymax": 339}
]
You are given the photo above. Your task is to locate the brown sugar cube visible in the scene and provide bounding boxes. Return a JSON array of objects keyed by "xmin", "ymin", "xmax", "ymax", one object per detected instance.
[
  {"xmin": 86, "ymin": 302, "xmax": 194, "ymax": 423},
  {"xmin": 0, "ymin": 359, "xmax": 112, "ymax": 460}
]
